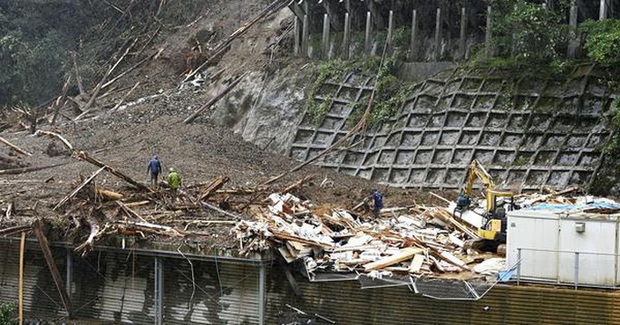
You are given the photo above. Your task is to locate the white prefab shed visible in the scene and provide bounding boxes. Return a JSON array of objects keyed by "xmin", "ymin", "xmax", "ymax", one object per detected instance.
[{"xmin": 506, "ymin": 208, "xmax": 620, "ymax": 287}]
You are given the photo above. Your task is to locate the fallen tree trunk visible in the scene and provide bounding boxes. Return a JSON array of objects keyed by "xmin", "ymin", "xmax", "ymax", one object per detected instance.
[
  {"xmin": 76, "ymin": 151, "xmax": 151, "ymax": 192},
  {"xmin": 34, "ymin": 130, "xmax": 74, "ymax": 151},
  {"xmin": 0, "ymin": 163, "xmax": 66, "ymax": 175},
  {"xmin": 33, "ymin": 219, "xmax": 73, "ymax": 317},
  {"xmin": 0, "ymin": 137, "xmax": 32, "ymax": 156}
]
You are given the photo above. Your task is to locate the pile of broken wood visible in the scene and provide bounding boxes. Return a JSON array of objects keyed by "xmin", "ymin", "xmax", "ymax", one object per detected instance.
[{"xmin": 232, "ymin": 192, "xmax": 487, "ymax": 280}]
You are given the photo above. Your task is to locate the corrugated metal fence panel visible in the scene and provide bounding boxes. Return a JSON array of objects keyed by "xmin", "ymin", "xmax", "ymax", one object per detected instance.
[
  {"xmin": 264, "ymin": 266, "xmax": 472, "ymax": 325},
  {"xmin": 164, "ymin": 259, "xmax": 259, "ymax": 325},
  {"xmin": 0, "ymin": 241, "xmax": 66, "ymax": 320},
  {"xmin": 265, "ymin": 266, "xmax": 620, "ymax": 325},
  {"xmin": 72, "ymin": 250, "xmax": 155, "ymax": 324},
  {"xmin": 472, "ymin": 285, "xmax": 620, "ymax": 325}
]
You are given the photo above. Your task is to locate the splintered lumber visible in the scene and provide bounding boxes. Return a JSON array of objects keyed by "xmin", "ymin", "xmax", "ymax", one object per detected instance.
[
  {"xmin": 409, "ymin": 254, "xmax": 425, "ymax": 273},
  {"xmin": 363, "ymin": 247, "xmax": 424, "ymax": 271},
  {"xmin": 0, "ymin": 136, "xmax": 32, "ymax": 156},
  {"xmin": 76, "ymin": 151, "xmax": 150, "ymax": 192},
  {"xmin": 440, "ymin": 251, "xmax": 470, "ymax": 271},
  {"xmin": 54, "ymin": 167, "xmax": 105, "ymax": 210},
  {"xmin": 199, "ymin": 176, "xmax": 230, "ymax": 201},
  {"xmin": 433, "ymin": 208, "xmax": 480, "ymax": 240},
  {"xmin": 32, "ymin": 219, "xmax": 73, "ymax": 317},
  {"xmin": 184, "ymin": 72, "xmax": 248, "ymax": 124},
  {"xmin": 75, "ymin": 216, "xmax": 101, "ymax": 255}
]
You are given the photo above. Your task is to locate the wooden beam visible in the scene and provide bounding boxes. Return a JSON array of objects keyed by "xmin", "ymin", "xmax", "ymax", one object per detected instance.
[
  {"xmin": 364, "ymin": 247, "xmax": 424, "ymax": 271},
  {"xmin": 199, "ymin": 176, "xmax": 230, "ymax": 201},
  {"xmin": 32, "ymin": 219, "xmax": 73, "ymax": 318}
]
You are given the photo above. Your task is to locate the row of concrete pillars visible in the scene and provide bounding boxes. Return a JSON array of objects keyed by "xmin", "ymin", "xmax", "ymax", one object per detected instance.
[{"xmin": 291, "ymin": 0, "xmax": 612, "ymax": 61}]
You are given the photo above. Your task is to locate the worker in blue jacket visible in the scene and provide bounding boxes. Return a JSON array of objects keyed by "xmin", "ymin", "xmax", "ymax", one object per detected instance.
[
  {"xmin": 147, "ymin": 155, "xmax": 162, "ymax": 186},
  {"xmin": 371, "ymin": 189, "xmax": 383, "ymax": 218}
]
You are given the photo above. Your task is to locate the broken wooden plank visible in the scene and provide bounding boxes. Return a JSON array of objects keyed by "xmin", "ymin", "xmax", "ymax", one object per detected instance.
[
  {"xmin": 32, "ymin": 219, "xmax": 73, "ymax": 317},
  {"xmin": 0, "ymin": 136, "xmax": 32, "ymax": 156},
  {"xmin": 363, "ymin": 247, "xmax": 424, "ymax": 271},
  {"xmin": 54, "ymin": 167, "xmax": 105, "ymax": 210},
  {"xmin": 199, "ymin": 176, "xmax": 230, "ymax": 201},
  {"xmin": 409, "ymin": 254, "xmax": 425, "ymax": 273}
]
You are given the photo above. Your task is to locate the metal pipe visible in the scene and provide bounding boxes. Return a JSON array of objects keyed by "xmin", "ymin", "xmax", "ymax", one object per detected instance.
[
  {"xmin": 258, "ymin": 263, "xmax": 266, "ymax": 325},
  {"xmin": 517, "ymin": 248, "xmax": 521, "ymax": 286},
  {"xmin": 574, "ymin": 252, "xmax": 580, "ymax": 290},
  {"xmin": 154, "ymin": 257, "xmax": 164, "ymax": 325},
  {"xmin": 66, "ymin": 248, "xmax": 73, "ymax": 300}
]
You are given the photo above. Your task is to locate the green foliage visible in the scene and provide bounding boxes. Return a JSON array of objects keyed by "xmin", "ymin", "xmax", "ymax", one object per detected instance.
[
  {"xmin": 307, "ymin": 60, "xmax": 347, "ymax": 125},
  {"xmin": 370, "ymin": 58, "xmax": 410, "ymax": 126},
  {"xmin": 580, "ymin": 19, "xmax": 620, "ymax": 66},
  {"xmin": 490, "ymin": 0, "xmax": 567, "ymax": 63},
  {"xmin": 0, "ymin": 301, "xmax": 17, "ymax": 325},
  {"xmin": 307, "ymin": 58, "xmax": 412, "ymax": 128}
]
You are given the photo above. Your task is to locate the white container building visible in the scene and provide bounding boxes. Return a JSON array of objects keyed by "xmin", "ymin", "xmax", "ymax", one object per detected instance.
[{"xmin": 506, "ymin": 207, "xmax": 620, "ymax": 287}]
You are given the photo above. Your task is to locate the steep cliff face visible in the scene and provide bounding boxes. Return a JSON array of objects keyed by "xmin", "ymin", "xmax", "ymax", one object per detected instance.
[{"xmin": 209, "ymin": 62, "xmax": 616, "ymax": 193}]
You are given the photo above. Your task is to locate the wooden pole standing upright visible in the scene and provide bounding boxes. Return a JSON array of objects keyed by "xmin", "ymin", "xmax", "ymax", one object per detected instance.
[{"xmin": 19, "ymin": 231, "xmax": 25, "ymax": 325}]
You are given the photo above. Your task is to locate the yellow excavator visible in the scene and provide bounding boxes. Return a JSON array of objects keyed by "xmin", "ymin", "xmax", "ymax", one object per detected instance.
[{"xmin": 455, "ymin": 159, "xmax": 514, "ymax": 253}]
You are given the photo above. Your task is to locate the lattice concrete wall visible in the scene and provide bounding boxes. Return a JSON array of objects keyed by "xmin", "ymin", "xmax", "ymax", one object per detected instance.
[{"xmin": 289, "ymin": 65, "xmax": 614, "ymax": 191}]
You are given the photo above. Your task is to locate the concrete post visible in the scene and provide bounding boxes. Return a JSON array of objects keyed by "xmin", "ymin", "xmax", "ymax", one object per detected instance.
[
  {"xmin": 154, "ymin": 257, "xmax": 164, "ymax": 325},
  {"xmin": 294, "ymin": 17, "xmax": 300, "ymax": 56},
  {"xmin": 302, "ymin": 14, "xmax": 309, "ymax": 58},
  {"xmin": 322, "ymin": 13, "xmax": 330, "ymax": 59},
  {"xmin": 567, "ymin": 1, "xmax": 578, "ymax": 59},
  {"xmin": 434, "ymin": 8, "xmax": 442, "ymax": 61},
  {"xmin": 599, "ymin": 0, "xmax": 608, "ymax": 20},
  {"xmin": 365, "ymin": 11, "xmax": 372, "ymax": 57},
  {"xmin": 343, "ymin": 12, "xmax": 351, "ymax": 59},
  {"xmin": 574, "ymin": 252, "xmax": 580, "ymax": 290},
  {"xmin": 258, "ymin": 263, "xmax": 266, "ymax": 325},
  {"xmin": 485, "ymin": 6, "xmax": 493, "ymax": 57},
  {"xmin": 387, "ymin": 10, "xmax": 394, "ymax": 52},
  {"xmin": 459, "ymin": 7, "xmax": 467, "ymax": 60},
  {"xmin": 408, "ymin": 9, "xmax": 417, "ymax": 61}
]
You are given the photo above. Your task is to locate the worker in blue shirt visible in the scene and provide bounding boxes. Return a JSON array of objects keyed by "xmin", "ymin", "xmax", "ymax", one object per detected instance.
[{"xmin": 371, "ymin": 189, "xmax": 383, "ymax": 218}]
